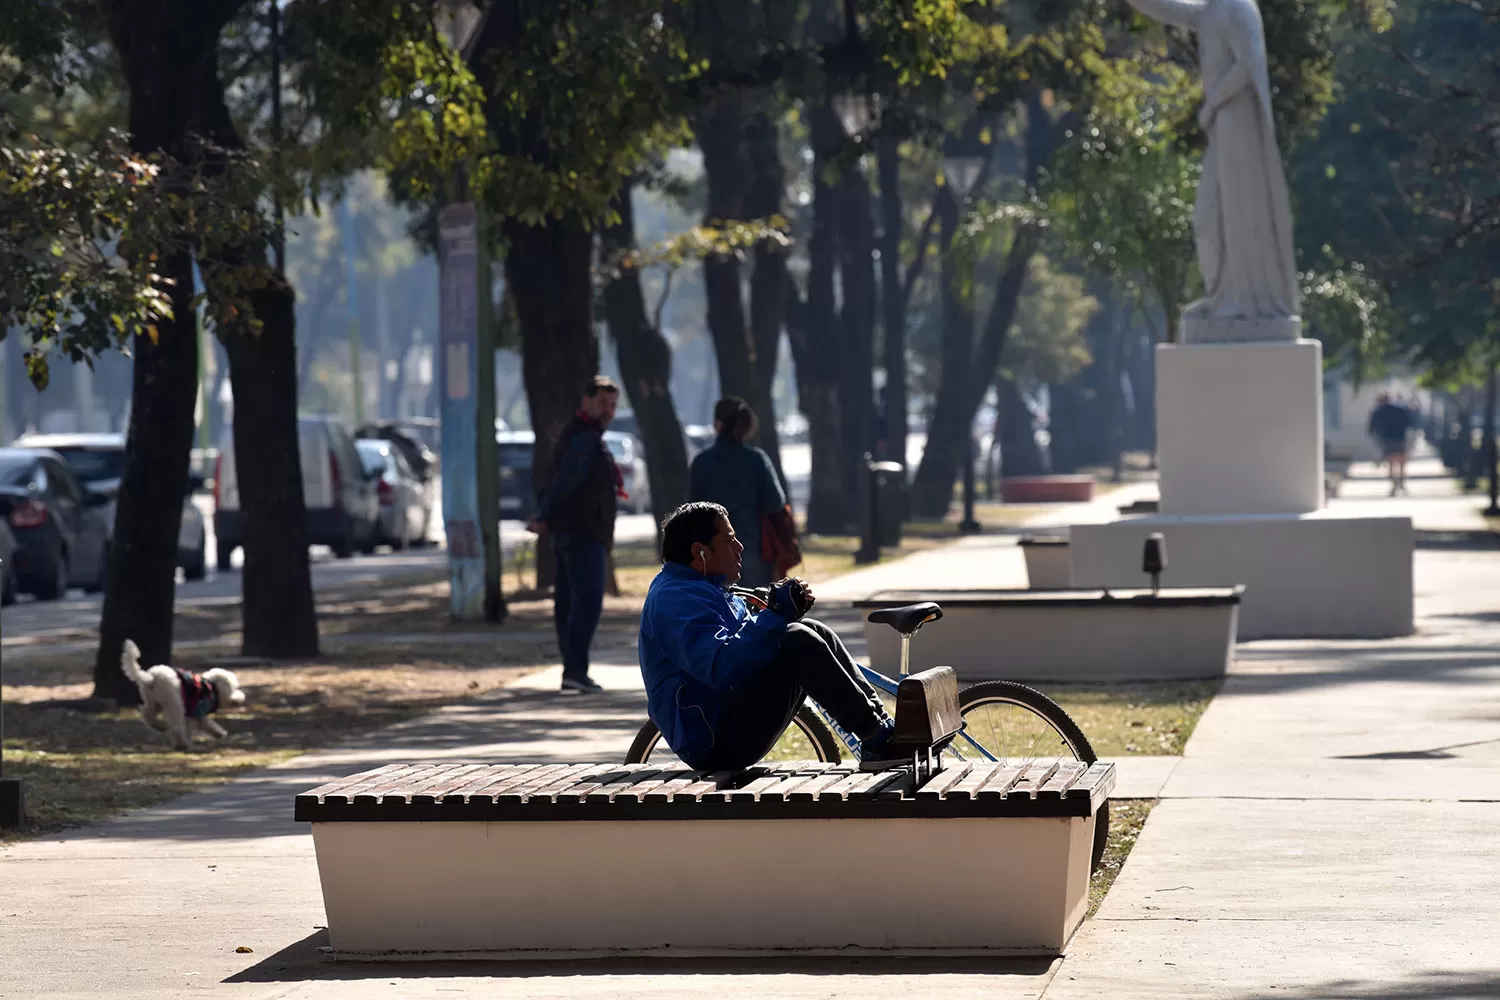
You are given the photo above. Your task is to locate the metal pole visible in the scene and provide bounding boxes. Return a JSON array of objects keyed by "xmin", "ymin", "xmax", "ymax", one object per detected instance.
[
  {"xmin": 0, "ymin": 559, "xmax": 23, "ymax": 827},
  {"xmin": 959, "ymin": 434, "xmax": 980, "ymax": 534},
  {"xmin": 338, "ymin": 201, "xmax": 365, "ymax": 427},
  {"xmin": 855, "ymin": 454, "xmax": 879, "ymax": 564},
  {"xmin": 473, "ymin": 208, "xmax": 506, "ymax": 622}
]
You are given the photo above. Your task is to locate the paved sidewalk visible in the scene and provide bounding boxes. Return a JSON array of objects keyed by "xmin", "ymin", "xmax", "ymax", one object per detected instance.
[{"xmin": 3, "ymin": 475, "xmax": 1497, "ymax": 998}]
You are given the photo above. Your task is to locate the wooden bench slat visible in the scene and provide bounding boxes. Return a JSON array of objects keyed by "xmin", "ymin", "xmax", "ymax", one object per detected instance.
[
  {"xmin": 493, "ymin": 763, "xmax": 588, "ymax": 803},
  {"xmin": 381, "ymin": 764, "xmax": 475, "ymax": 804},
  {"xmin": 586, "ymin": 767, "xmax": 666, "ymax": 803},
  {"xmin": 974, "ymin": 762, "xmax": 1028, "ymax": 800},
  {"xmin": 405, "ymin": 764, "xmax": 493, "ymax": 805},
  {"xmin": 442, "ymin": 764, "xmax": 544, "ymax": 804},
  {"xmin": 817, "ymin": 769, "xmax": 905, "ymax": 801},
  {"xmin": 295, "ymin": 759, "xmax": 1116, "ymax": 822},
  {"xmin": 1036, "ymin": 760, "xmax": 1089, "ymax": 800},
  {"xmin": 915, "ymin": 763, "xmax": 973, "ymax": 800},
  {"xmin": 619, "ymin": 770, "xmax": 696, "ymax": 803},
  {"xmin": 942, "ymin": 762, "xmax": 1007, "ymax": 801},
  {"xmin": 755, "ymin": 763, "xmax": 841, "ymax": 803},
  {"xmin": 525, "ymin": 764, "xmax": 620, "ymax": 804},
  {"xmin": 640, "ymin": 772, "xmax": 705, "ymax": 803},
  {"xmin": 1010, "ymin": 759, "xmax": 1060, "ymax": 798},
  {"xmin": 298, "ymin": 763, "xmax": 408, "ymax": 803},
  {"xmin": 554, "ymin": 767, "xmax": 642, "ymax": 804},
  {"xmin": 1065, "ymin": 762, "xmax": 1116, "ymax": 801},
  {"xmin": 667, "ymin": 770, "xmax": 749, "ymax": 804},
  {"xmin": 352, "ymin": 766, "xmax": 446, "ymax": 805}
]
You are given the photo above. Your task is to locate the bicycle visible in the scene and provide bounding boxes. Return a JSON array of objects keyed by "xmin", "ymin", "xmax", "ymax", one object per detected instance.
[{"xmin": 624, "ymin": 598, "xmax": 1109, "ymax": 869}]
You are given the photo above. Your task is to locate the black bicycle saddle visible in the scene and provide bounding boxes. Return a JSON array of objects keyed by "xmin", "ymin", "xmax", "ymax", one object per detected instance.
[{"xmin": 865, "ymin": 602, "xmax": 943, "ymax": 637}]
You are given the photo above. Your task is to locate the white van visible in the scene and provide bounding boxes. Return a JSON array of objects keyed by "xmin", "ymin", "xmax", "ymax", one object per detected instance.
[{"xmin": 213, "ymin": 415, "xmax": 379, "ymax": 569}]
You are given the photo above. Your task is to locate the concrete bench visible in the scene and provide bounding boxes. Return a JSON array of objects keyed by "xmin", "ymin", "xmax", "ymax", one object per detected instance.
[
  {"xmin": 856, "ymin": 586, "xmax": 1242, "ymax": 682},
  {"xmin": 296, "ymin": 756, "xmax": 1114, "ymax": 959},
  {"xmin": 1019, "ymin": 535, "xmax": 1071, "ymax": 588}
]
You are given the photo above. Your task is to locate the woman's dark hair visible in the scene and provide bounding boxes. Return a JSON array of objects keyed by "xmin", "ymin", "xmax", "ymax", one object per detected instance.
[
  {"xmin": 712, "ymin": 396, "xmax": 758, "ymax": 443},
  {"xmin": 661, "ymin": 502, "xmax": 729, "ymax": 565}
]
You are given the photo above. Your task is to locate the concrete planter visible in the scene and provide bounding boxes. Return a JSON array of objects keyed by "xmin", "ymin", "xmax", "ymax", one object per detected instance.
[
  {"xmin": 1000, "ymin": 475, "xmax": 1095, "ymax": 504},
  {"xmin": 856, "ymin": 587, "xmax": 1242, "ymax": 683},
  {"xmin": 1019, "ymin": 536, "xmax": 1071, "ymax": 589}
]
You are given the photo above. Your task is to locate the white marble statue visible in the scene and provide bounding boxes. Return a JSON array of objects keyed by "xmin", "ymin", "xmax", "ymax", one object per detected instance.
[{"xmin": 1126, "ymin": 0, "xmax": 1301, "ymax": 341}]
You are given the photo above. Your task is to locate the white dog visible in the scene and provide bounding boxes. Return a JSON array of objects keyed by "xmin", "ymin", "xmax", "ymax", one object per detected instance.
[{"xmin": 121, "ymin": 639, "xmax": 246, "ymax": 750}]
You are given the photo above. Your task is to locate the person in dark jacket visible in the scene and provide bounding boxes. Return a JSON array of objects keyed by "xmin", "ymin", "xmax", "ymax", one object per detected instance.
[
  {"xmin": 1368, "ymin": 392, "xmax": 1416, "ymax": 496},
  {"xmin": 690, "ymin": 397, "xmax": 786, "ymax": 588},
  {"xmin": 638, "ymin": 502, "xmax": 902, "ymax": 771},
  {"xmin": 528, "ymin": 376, "xmax": 621, "ymax": 693}
]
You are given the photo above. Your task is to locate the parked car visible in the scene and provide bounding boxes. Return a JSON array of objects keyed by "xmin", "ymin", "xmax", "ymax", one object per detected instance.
[
  {"xmin": 604, "ymin": 431, "xmax": 650, "ymax": 515},
  {"xmin": 13, "ymin": 432, "xmax": 209, "ymax": 580},
  {"xmin": 0, "ymin": 448, "xmax": 110, "ymax": 599},
  {"xmin": 215, "ymin": 414, "xmax": 379, "ymax": 568},
  {"xmin": 496, "ymin": 429, "xmax": 537, "ymax": 521},
  {"xmin": 0, "ymin": 521, "xmax": 19, "ymax": 605},
  {"xmin": 683, "ymin": 424, "xmax": 715, "ymax": 459},
  {"xmin": 356, "ymin": 421, "xmax": 439, "ymax": 543},
  {"xmin": 355, "ymin": 439, "xmax": 429, "ymax": 549}
]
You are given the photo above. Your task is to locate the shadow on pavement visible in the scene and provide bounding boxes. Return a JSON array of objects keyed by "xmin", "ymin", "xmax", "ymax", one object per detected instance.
[
  {"xmin": 226, "ymin": 929, "xmax": 1056, "ymax": 984},
  {"xmin": 1232, "ymin": 972, "xmax": 1500, "ymax": 999}
]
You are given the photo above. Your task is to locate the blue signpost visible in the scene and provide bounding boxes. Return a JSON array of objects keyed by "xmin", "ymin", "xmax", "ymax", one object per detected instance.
[{"xmin": 438, "ymin": 203, "xmax": 485, "ymax": 619}]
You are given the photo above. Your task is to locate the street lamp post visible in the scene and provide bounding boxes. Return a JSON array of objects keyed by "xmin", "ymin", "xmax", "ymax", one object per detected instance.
[
  {"xmin": 0, "ymin": 563, "xmax": 23, "ymax": 828},
  {"xmin": 943, "ymin": 150, "xmax": 985, "ymax": 536}
]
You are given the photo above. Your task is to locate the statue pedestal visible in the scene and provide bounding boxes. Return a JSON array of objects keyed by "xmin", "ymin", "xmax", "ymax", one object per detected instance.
[
  {"xmin": 1067, "ymin": 336, "xmax": 1413, "ymax": 640},
  {"xmin": 1181, "ymin": 312, "xmax": 1302, "ymax": 345},
  {"xmin": 1157, "ymin": 339, "xmax": 1324, "ymax": 516}
]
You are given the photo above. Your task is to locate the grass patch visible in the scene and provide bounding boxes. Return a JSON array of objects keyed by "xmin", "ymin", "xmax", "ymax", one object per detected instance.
[
  {"xmin": 1035, "ymin": 680, "xmax": 1220, "ymax": 757},
  {"xmin": 1, "ymin": 646, "xmax": 542, "ymax": 843},
  {"xmin": 1089, "ymin": 798, "xmax": 1155, "ymax": 917}
]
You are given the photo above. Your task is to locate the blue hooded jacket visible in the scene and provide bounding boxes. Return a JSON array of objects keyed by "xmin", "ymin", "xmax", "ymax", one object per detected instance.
[{"xmin": 638, "ymin": 561, "xmax": 788, "ymax": 766}]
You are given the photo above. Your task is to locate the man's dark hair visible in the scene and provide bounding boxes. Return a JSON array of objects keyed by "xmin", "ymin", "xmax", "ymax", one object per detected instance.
[
  {"xmin": 586, "ymin": 375, "xmax": 620, "ymax": 397},
  {"xmin": 661, "ymin": 502, "xmax": 728, "ymax": 566}
]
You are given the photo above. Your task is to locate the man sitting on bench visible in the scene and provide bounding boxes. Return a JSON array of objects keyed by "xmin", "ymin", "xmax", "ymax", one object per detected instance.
[{"xmin": 639, "ymin": 502, "xmax": 904, "ymax": 771}]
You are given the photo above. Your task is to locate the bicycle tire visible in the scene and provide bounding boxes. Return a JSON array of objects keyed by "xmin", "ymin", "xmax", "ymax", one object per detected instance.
[
  {"xmin": 623, "ymin": 704, "xmax": 844, "ymax": 765},
  {"xmin": 954, "ymin": 680, "xmax": 1109, "ymax": 873}
]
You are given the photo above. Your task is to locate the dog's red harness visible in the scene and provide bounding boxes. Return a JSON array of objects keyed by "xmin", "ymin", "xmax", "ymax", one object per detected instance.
[{"xmin": 175, "ymin": 669, "xmax": 219, "ymax": 719}]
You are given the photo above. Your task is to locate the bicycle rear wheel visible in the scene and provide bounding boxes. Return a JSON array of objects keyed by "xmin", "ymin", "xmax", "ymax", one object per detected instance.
[
  {"xmin": 952, "ymin": 680, "xmax": 1108, "ymax": 872},
  {"xmin": 623, "ymin": 705, "xmax": 844, "ymax": 765}
]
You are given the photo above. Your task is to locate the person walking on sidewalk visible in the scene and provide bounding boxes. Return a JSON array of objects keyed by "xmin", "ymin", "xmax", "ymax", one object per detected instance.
[
  {"xmin": 1369, "ymin": 392, "xmax": 1416, "ymax": 496},
  {"xmin": 528, "ymin": 376, "xmax": 622, "ymax": 694},
  {"xmin": 690, "ymin": 397, "xmax": 796, "ymax": 588},
  {"xmin": 638, "ymin": 502, "xmax": 901, "ymax": 771}
]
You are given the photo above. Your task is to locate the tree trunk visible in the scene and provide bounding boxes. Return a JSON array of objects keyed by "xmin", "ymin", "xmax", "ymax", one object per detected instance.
[
  {"xmin": 998, "ymin": 376, "xmax": 1046, "ymax": 477},
  {"xmin": 694, "ymin": 98, "xmax": 784, "ymax": 480},
  {"xmin": 909, "ymin": 187, "xmax": 970, "ymax": 519},
  {"xmin": 878, "ymin": 135, "xmax": 908, "ymax": 470},
  {"xmin": 221, "ymin": 276, "xmax": 320, "ymax": 656},
  {"xmin": 1485, "ymin": 360, "xmax": 1499, "ymax": 515},
  {"xmin": 837, "ymin": 160, "xmax": 877, "ymax": 514},
  {"xmin": 910, "ymin": 229, "xmax": 1038, "ymax": 519},
  {"xmin": 785, "ymin": 102, "xmax": 853, "ymax": 534},
  {"xmin": 600, "ymin": 186, "xmax": 690, "ymax": 522},
  {"xmin": 505, "ymin": 216, "xmax": 598, "ymax": 588},
  {"xmin": 92, "ymin": 253, "xmax": 198, "ymax": 703},
  {"xmin": 92, "ymin": 0, "xmax": 227, "ymax": 702},
  {"xmin": 745, "ymin": 106, "xmax": 791, "ymax": 495}
]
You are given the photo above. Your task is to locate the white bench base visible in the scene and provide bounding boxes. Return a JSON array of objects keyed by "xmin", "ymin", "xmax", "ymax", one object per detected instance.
[{"xmin": 311, "ymin": 815, "xmax": 1097, "ymax": 958}]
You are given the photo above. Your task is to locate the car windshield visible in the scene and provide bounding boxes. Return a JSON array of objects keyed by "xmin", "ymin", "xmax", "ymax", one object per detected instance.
[
  {"xmin": 354, "ymin": 440, "xmax": 388, "ymax": 476},
  {"xmin": 50, "ymin": 447, "xmax": 125, "ymax": 484},
  {"xmin": 0, "ymin": 455, "xmax": 39, "ymax": 488}
]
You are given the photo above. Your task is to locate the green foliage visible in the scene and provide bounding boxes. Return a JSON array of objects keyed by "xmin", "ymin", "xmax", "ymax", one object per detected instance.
[
  {"xmin": 1004, "ymin": 252, "xmax": 1097, "ymax": 382},
  {"xmin": 1043, "ymin": 56, "xmax": 1198, "ymax": 339},
  {"xmin": 0, "ymin": 130, "xmax": 271, "ymax": 387}
]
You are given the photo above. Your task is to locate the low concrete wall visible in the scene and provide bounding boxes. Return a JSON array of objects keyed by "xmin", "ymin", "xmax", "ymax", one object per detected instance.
[
  {"xmin": 857, "ymin": 588, "xmax": 1240, "ymax": 682},
  {"xmin": 1019, "ymin": 537, "xmax": 1071, "ymax": 589},
  {"xmin": 312, "ymin": 814, "xmax": 1096, "ymax": 957},
  {"xmin": 1069, "ymin": 511, "xmax": 1413, "ymax": 640}
]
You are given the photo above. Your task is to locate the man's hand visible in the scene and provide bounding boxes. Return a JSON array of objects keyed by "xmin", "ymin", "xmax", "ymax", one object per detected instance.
[
  {"xmin": 525, "ymin": 519, "xmax": 547, "ymax": 536},
  {"xmin": 769, "ymin": 577, "xmax": 815, "ymax": 620}
]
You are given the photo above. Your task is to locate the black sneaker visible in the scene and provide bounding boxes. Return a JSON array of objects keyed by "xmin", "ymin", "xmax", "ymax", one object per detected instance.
[
  {"xmin": 858, "ymin": 721, "xmax": 910, "ymax": 772},
  {"xmin": 560, "ymin": 676, "xmax": 604, "ymax": 694}
]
